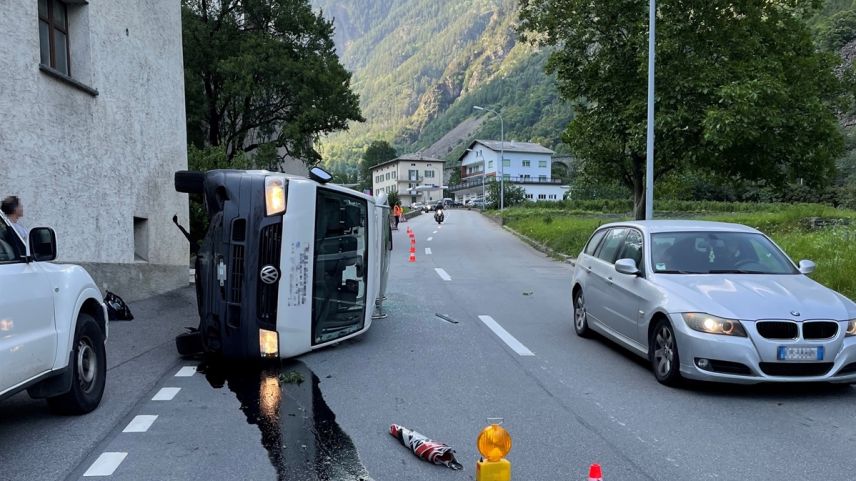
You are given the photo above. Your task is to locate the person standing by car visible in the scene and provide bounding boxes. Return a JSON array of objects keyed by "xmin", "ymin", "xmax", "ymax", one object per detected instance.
[
  {"xmin": 393, "ymin": 203, "xmax": 402, "ymax": 230},
  {"xmin": 1, "ymin": 196, "xmax": 27, "ymax": 240}
]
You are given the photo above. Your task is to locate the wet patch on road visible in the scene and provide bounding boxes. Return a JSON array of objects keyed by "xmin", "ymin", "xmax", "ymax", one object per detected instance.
[{"xmin": 198, "ymin": 358, "xmax": 373, "ymax": 481}]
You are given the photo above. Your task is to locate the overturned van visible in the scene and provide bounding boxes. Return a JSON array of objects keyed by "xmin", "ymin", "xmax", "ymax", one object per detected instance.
[{"xmin": 174, "ymin": 167, "xmax": 392, "ymax": 360}]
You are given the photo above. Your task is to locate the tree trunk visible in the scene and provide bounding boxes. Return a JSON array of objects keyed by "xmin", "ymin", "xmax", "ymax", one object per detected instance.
[{"xmin": 632, "ymin": 154, "xmax": 646, "ymax": 220}]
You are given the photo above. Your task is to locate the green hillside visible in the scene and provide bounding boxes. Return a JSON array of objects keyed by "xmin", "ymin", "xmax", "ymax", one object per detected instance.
[{"xmin": 310, "ymin": 0, "xmax": 571, "ymax": 173}]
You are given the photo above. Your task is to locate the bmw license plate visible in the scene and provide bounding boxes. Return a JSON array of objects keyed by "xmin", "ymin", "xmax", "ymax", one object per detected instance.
[{"xmin": 777, "ymin": 346, "xmax": 824, "ymax": 361}]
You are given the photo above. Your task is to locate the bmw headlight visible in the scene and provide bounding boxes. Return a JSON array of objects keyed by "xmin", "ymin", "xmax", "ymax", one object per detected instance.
[
  {"xmin": 846, "ymin": 319, "xmax": 856, "ymax": 337},
  {"xmin": 682, "ymin": 313, "xmax": 747, "ymax": 337}
]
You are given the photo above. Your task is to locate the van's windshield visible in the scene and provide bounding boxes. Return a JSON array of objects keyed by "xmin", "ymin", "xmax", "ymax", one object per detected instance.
[{"xmin": 311, "ymin": 189, "xmax": 369, "ymax": 344}]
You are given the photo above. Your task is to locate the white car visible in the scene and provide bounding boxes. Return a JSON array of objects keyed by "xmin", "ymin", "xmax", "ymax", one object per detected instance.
[{"xmin": 0, "ymin": 212, "xmax": 108, "ymax": 414}]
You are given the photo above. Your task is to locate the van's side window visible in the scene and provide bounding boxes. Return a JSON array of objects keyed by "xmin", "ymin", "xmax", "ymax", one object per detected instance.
[{"xmin": 0, "ymin": 217, "xmax": 24, "ymax": 263}]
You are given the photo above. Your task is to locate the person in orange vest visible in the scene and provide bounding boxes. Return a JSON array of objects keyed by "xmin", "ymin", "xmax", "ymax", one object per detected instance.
[{"xmin": 393, "ymin": 203, "xmax": 402, "ymax": 230}]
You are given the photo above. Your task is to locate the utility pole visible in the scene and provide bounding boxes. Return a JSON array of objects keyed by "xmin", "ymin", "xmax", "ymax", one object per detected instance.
[
  {"xmin": 473, "ymin": 106, "xmax": 505, "ymax": 210},
  {"xmin": 645, "ymin": 0, "xmax": 656, "ymax": 220}
]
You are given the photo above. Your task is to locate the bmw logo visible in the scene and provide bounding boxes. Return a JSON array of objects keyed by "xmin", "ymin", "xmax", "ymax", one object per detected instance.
[
  {"xmin": 260, "ymin": 265, "xmax": 280, "ymax": 285},
  {"xmin": 791, "ymin": 310, "xmax": 800, "ymax": 317}
]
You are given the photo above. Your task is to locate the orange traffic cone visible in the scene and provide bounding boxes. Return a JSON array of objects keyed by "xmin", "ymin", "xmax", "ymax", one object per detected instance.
[{"xmin": 588, "ymin": 464, "xmax": 603, "ymax": 481}]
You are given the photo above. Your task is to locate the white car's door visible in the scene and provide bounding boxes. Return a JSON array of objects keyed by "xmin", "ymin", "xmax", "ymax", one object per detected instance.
[
  {"xmin": 585, "ymin": 228, "xmax": 628, "ymax": 327},
  {"xmin": 0, "ymin": 218, "xmax": 56, "ymax": 392}
]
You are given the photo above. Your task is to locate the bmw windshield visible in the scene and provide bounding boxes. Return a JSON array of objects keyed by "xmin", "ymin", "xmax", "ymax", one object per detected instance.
[{"xmin": 651, "ymin": 231, "xmax": 799, "ymax": 275}]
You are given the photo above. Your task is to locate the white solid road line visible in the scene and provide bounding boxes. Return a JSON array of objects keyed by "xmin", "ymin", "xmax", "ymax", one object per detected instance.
[
  {"xmin": 434, "ymin": 268, "xmax": 452, "ymax": 281},
  {"xmin": 425, "ymin": 248, "xmax": 432, "ymax": 255},
  {"xmin": 175, "ymin": 366, "xmax": 197, "ymax": 377},
  {"xmin": 122, "ymin": 415, "xmax": 158, "ymax": 433},
  {"xmin": 478, "ymin": 315, "xmax": 535, "ymax": 356},
  {"xmin": 83, "ymin": 452, "xmax": 128, "ymax": 477},
  {"xmin": 152, "ymin": 387, "xmax": 181, "ymax": 401},
  {"xmin": 427, "ymin": 237, "xmax": 433, "ymax": 241}
]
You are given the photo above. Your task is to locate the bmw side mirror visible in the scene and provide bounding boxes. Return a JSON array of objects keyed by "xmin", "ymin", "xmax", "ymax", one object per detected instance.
[
  {"xmin": 615, "ymin": 258, "xmax": 640, "ymax": 276},
  {"xmin": 29, "ymin": 227, "xmax": 57, "ymax": 262},
  {"xmin": 798, "ymin": 259, "xmax": 816, "ymax": 275}
]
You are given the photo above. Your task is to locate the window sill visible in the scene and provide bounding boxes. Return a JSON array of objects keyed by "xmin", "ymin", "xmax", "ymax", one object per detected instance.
[{"xmin": 39, "ymin": 64, "xmax": 98, "ymax": 97}]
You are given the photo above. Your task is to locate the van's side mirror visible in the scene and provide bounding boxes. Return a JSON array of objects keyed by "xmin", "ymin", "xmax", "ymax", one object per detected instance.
[
  {"xmin": 798, "ymin": 259, "xmax": 816, "ymax": 275},
  {"xmin": 615, "ymin": 258, "xmax": 640, "ymax": 276},
  {"xmin": 309, "ymin": 167, "xmax": 333, "ymax": 184},
  {"xmin": 29, "ymin": 227, "xmax": 57, "ymax": 262}
]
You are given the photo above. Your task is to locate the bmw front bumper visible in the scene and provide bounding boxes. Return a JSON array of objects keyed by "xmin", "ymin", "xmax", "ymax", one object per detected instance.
[{"xmin": 669, "ymin": 313, "xmax": 856, "ymax": 384}]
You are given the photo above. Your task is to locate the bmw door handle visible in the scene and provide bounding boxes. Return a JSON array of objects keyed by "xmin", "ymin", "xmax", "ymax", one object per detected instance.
[
  {"xmin": 606, "ymin": 276, "xmax": 614, "ymax": 284},
  {"xmin": 586, "ymin": 265, "xmax": 592, "ymax": 272}
]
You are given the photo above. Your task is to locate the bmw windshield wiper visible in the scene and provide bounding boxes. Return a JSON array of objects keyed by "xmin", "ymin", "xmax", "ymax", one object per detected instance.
[
  {"xmin": 706, "ymin": 269, "xmax": 767, "ymax": 274},
  {"xmin": 655, "ymin": 269, "xmax": 697, "ymax": 274}
]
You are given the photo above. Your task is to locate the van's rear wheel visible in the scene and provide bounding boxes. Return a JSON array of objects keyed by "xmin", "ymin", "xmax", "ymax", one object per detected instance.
[{"xmin": 47, "ymin": 314, "xmax": 106, "ymax": 415}]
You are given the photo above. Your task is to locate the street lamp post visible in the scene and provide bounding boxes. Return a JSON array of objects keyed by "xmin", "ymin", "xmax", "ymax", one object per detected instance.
[
  {"xmin": 645, "ymin": 0, "xmax": 656, "ymax": 220},
  {"xmin": 473, "ymin": 106, "xmax": 505, "ymax": 210}
]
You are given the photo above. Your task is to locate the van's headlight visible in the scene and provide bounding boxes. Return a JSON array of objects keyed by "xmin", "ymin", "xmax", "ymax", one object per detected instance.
[
  {"xmin": 682, "ymin": 313, "xmax": 747, "ymax": 337},
  {"xmin": 259, "ymin": 329, "xmax": 279, "ymax": 357},
  {"xmin": 265, "ymin": 177, "xmax": 286, "ymax": 216},
  {"xmin": 846, "ymin": 320, "xmax": 856, "ymax": 337}
]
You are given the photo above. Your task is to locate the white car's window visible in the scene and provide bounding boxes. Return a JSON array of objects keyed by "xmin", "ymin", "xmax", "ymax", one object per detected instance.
[
  {"xmin": 595, "ymin": 228, "xmax": 627, "ymax": 264},
  {"xmin": 651, "ymin": 231, "xmax": 798, "ymax": 274},
  {"xmin": 0, "ymin": 217, "xmax": 24, "ymax": 263}
]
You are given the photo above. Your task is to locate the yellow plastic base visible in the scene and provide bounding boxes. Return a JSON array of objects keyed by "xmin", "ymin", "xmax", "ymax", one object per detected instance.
[{"xmin": 476, "ymin": 458, "xmax": 511, "ymax": 481}]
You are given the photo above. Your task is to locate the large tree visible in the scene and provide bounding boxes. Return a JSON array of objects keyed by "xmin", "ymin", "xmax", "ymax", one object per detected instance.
[
  {"xmin": 183, "ymin": 0, "xmax": 364, "ymax": 166},
  {"xmin": 359, "ymin": 140, "xmax": 398, "ymax": 191},
  {"xmin": 519, "ymin": 0, "xmax": 849, "ymax": 219}
]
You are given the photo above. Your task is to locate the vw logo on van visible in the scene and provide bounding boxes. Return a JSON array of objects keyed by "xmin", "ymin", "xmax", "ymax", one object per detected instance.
[{"xmin": 260, "ymin": 265, "xmax": 280, "ymax": 285}]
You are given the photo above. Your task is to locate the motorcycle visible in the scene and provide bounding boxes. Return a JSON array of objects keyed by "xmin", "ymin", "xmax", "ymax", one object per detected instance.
[{"xmin": 434, "ymin": 208, "xmax": 445, "ymax": 225}]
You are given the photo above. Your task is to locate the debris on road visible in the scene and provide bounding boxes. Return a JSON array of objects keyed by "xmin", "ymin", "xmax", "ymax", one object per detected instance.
[
  {"xmin": 435, "ymin": 313, "xmax": 460, "ymax": 324},
  {"xmin": 522, "ymin": 291, "xmax": 534, "ymax": 296},
  {"xmin": 389, "ymin": 424, "xmax": 463, "ymax": 470}
]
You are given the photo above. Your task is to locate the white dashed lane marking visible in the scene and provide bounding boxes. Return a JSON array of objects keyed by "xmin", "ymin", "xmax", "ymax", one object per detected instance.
[
  {"xmin": 434, "ymin": 268, "xmax": 452, "ymax": 281},
  {"xmin": 175, "ymin": 366, "xmax": 197, "ymax": 377},
  {"xmin": 123, "ymin": 415, "xmax": 158, "ymax": 433},
  {"xmin": 433, "ymin": 230, "xmax": 438, "ymax": 234},
  {"xmin": 83, "ymin": 452, "xmax": 128, "ymax": 477},
  {"xmin": 478, "ymin": 315, "xmax": 535, "ymax": 356},
  {"xmin": 425, "ymin": 248, "xmax": 432, "ymax": 255},
  {"xmin": 427, "ymin": 237, "xmax": 433, "ymax": 241},
  {"xmin": 152, "ymin": 387, "xmax": 181, "ymax": 401}
]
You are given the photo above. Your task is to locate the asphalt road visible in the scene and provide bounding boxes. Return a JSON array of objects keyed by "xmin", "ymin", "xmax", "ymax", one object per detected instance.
[{"xmin": 3, "ymin": 210, "xmax": 856, "ymax": 480}]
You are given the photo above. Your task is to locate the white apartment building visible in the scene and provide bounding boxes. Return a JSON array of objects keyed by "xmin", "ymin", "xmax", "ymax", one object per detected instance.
[
  {"xmin": 371, "ymin": 154, "xmax": 445, "ymax": 207},
  {"xmin": 0, "ymin": 0, "xmax": 189, "ymax": 300},
  {"xmin": 451, "ymin": 140, "xmax": 569, "ymax": 202}
]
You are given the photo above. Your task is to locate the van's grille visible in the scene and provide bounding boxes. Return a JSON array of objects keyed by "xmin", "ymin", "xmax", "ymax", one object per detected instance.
[
  {"xmin": 257, "ymin": 223, "xmax": 282, "ymax": 327},
  {"xmin": 229, "ymin": 244, "xmax": 245, "ymax": 305},
  {"xmin": 756, "ymin": 321, "xmax": 798, "ymax": 340},
  {"xmin": 802, "ymin": 321, "xmax": 839, "ymax": 340}
]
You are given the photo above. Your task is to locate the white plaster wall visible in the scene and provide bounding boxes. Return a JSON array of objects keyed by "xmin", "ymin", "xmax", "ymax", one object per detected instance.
[
  {"xmin": 0, "ymin": 0, "xmax": 188, "ymax": 272},
  {"xmin": 461, "ymin": 146, "xmax": 552, "ymax": 179},
  {"xmin": 522, "ymin": 184, "xmax": 569, "ymax": 201}
]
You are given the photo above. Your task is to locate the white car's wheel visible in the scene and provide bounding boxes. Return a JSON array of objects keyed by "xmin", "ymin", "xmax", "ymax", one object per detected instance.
[
  {"xmin": 573, "ymin": 289, "xmax": 591, "ymax": 337},
  {"xmin": 47, "ymin": 313, "xmax": 106, "ymax": 415}
]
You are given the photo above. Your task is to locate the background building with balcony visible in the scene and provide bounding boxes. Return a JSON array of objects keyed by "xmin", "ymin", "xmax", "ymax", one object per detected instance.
[
  {"xmin": 450, "ymin": 140, "xmax": 569, "ymax": 202},
  {"xmin": 370, "ymin": 154, "xmax": 445, "ymax": 207}
]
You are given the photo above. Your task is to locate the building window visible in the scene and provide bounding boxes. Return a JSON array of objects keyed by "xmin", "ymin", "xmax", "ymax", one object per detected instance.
[
  {"xmin": 539, "ymin": 175, "xmax": 547, "ymax": 182},
  {"xmin": 549, "ymin": 194, "xmax": 557, "ymax": 200},
  {"xmin": 503, "ymin": 174, "xmax": 511, "ymax": 181},
  {"xmin": 522, "ymin": 160, "xmax": 531, "ymax": 167},
  {"xmin": 393, "ymin": 171, "xmax": 397, "ymax": 179},
  {"xmin": 385, "ymin": 172, "xmax": 391, "ymax": 180},
  {"xmin": 424, "ymin": 170, "xmax": 435, "ymax": 178},
  {"xmin": 502, "ymin": 159, "xmax": 511, "ymax": 168},
  {"xmin": 39, "ymin": 0, "xmax": 70, "ymax": 75},
  {"xmin": 408, "ymin": 169, "xmax": 419, "ymax": 181},
  {"xmin": 488, "ymin": 160, "xmax": 494, "ymax": 169},
  {"xmin": 522, "ymin": 174, "xmax": 531, "ymax": 180},
  {"xmin": 133, "ymin": 217, "xmax": 149, "ymax": 262},
  {"xmin": 538, "ymin": 194, "xmax": 546, "ymax": 200},
  {"xmin": 526, "ymin": 194, "xmax": 533, "ymax": 199},
  {"xmin": 411, "ymin": 163, "xmax": 416, "ymax": 167},
  {"xmin": 539, "ymin": 160, "xmax": 548, "ymax": 168}
]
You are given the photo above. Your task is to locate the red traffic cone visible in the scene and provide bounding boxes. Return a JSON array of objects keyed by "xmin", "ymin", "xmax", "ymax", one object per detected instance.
[
  {"xmin": 409, "ymin": 245, "xmax": 416, "ymax": 254},
  {"xmin": 410, "ymin": 238, "xmax": 416, "ymax": 246},
  {"xmin": 409, "ymin": 252, "xmax": 416, "ymax": 263},
  {"xmin": 588, "ymin": 464, "xmax": 603, "ymax": 481}
]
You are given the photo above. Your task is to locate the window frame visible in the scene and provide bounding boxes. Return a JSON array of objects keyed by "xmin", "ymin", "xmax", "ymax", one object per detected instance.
[
  {"xmin": 538, "ymin": 160, "xmax": 548, "ymax": 168},
  {"xmin": 616, "ymin": 228, "xmax": 645, "ymax": 275},
  {"xmin": 522, "ymin": 160, "xmax": 531, "ymax": 167},
  {"xmin": 583, "ymin": 229, "xmax": 608, "ymax": 256},
  {"xmin": 594, "ymin": 228, "xmax": 629, "ymax": 264},
  {"xmin": 39, "ymin": 0, "xmax": 71, "ymax": 76},
  {"xmin": 0, "ymin": 214, "xmax": 26, "ymax": 264}
]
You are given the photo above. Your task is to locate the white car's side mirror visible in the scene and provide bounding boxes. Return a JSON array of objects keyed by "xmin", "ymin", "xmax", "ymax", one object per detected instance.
[
  {"xmin": 615, "ymin": 258, "xmax": 640, "ymax": 276},
  {"xmin": 798, "ymin": 259, "xmax": 816, "ymax": 275}
]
